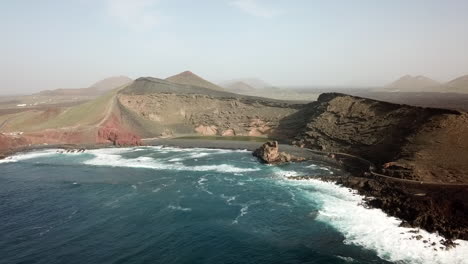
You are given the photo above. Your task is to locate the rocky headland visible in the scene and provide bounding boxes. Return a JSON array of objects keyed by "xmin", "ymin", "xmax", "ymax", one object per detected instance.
[{"xmin": 276, "ymin": 93, "xmax": 468, "ymax": 241}]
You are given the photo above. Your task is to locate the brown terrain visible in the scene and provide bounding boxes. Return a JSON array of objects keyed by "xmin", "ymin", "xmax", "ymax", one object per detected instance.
[{"xmin": 1, "ymin": 71, "xmax": 467, "ymax": 241}]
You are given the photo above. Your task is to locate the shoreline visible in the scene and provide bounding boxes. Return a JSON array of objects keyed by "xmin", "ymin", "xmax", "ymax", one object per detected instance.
[{"xmin": 1, "ymin": 138, "xmax": 467, "ymax": 243}]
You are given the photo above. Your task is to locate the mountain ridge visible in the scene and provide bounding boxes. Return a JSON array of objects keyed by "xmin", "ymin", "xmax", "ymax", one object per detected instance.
[
  {"xmin": 446, "ymin": 74, "xmax": 468, "ymax": 92},
  {"xmin": 224, "ymin": 81, "xmax": 256, "ymax": 94},
  {"xmin": 166, "ymin": 71, "xmax": 224, "ymax": 91},
  {"xmin": 386, "ymin": 75, "xmax": 442, "ymax": 92}
]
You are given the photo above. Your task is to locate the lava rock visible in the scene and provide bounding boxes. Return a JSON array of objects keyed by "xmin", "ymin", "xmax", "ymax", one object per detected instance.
[{"xmin": 253, "ymin": 141, "xmax": 305, "ymax": 164}]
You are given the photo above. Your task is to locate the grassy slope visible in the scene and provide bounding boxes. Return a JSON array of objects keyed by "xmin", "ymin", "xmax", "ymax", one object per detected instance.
[
  {"xmin": 34, "ymin": 89, "xmax": 116, "ymax": 129},
  {"xmin": 0, "ymin": 89, "xmax": 117, "ymax": 133},
  {"xmin": 0, "ymin": 111, "xmax": 44, "ymax": 132}
]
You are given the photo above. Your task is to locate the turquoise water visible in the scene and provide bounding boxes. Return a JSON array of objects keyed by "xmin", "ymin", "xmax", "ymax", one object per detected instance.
[{"xmin": 1, "ymin": 147, "xmax": 467, "ymax": 264}]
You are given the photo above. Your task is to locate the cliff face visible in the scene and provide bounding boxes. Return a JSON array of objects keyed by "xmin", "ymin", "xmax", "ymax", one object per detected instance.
[
  {"xmin": 0, "ymin": 134, "xmax": 30, "ymax": 156},
  {"xmin": 118, "ymin": 94, "xmax": 297, "ymax": 137},
  {"xmin": 287, "ymin": 93, "xmax": 468, "ymax": 183},
  {"xmin": 117, "ymin": 77, "xmax": 300, "ymax": 138}
]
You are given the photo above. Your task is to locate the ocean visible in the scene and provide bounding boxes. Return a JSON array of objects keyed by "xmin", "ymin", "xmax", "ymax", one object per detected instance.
[{"xmin": 0, "ymin": 146, "xmax": 467, "ymax": 264}]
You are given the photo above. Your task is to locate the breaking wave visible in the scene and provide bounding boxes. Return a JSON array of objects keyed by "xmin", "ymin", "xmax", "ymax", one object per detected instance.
[
  {"xmin": 0, "ymin": 149, "xmax": 60, "ymax": 163},
  {"xmin": 282, "ymin": 178, "xmax": 468, "ymax": 264},
  {"xmin": 83, "ymin": 153, "xmax": 259, "ymax": 173}
]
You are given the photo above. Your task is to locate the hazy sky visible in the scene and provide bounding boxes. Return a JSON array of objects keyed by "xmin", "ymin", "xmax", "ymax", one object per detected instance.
[{"xmin": 1, "ymin": 0, "xmax": 468, "ymax": 94}]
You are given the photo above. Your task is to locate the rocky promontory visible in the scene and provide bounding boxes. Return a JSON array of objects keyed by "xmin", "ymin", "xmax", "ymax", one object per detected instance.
[{"xmin": 284, "ymin": 93, "xmax": 468, "ymax": 184}]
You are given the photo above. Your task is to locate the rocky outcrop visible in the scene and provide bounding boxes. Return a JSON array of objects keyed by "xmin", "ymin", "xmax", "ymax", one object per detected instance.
[
  {"xmin": 195, "ymin": 125, "xmax": 218, "ymax": 136},
  {"xmin": 253, "ymin": 141, "xmax": 305, "ymax": 164},
  {"xmin": 97, "ymin": 114, "xmax": 141, "ymax": 146}
]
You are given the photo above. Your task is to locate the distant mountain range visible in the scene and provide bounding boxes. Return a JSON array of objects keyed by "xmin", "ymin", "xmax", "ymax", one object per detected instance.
[
  {"xmin": 89, "ymin": 76, "xmax": 133, "ymax": 92},
  {"xmin": 385, "ymin": 74, "xmax": 468, "ymax": 93},
  {"xmin": 223, "ymin": 81, "xmax": 256, "ymax": 93},
  {"xmin": 446, "ymin": 75, "xmax": 468, "ymax": 93},
  {"xmin": 32, "ymin": 71, "xmax": 468, "ymax": 99},
  {"xmin": 220, "ymin": 78, "xmax": 271, "ymax": 90},
  {"xmin": 38, "ymin": 76, "xmax": 133, "ymax": 96}
]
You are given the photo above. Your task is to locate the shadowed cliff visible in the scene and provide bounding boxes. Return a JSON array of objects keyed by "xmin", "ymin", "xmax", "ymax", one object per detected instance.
[{"xmin": 277, "ymin": 93, "xmax": 468, "ymax": 183}]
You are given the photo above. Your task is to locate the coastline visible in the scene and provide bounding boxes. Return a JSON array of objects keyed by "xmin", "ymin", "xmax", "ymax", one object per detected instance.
[{"xmin": 1, "ymin": 138, "xmax": 467, "ymax": 243}]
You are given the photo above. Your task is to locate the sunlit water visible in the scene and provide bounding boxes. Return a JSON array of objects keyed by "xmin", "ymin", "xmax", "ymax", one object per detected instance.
[{"xmin": 0, "ymin": 146, "xmax": 467, "ymax": 264}]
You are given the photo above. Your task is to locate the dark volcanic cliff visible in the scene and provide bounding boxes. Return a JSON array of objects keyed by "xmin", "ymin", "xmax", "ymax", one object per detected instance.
[{"xmin": 283, "ymin": 93, "xmax": 468, "ymax": 183}]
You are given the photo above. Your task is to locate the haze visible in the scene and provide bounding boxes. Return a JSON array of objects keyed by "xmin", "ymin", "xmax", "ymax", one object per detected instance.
[{"xmin": 1, "ymin": 0, "xmax": 468, "ymax": 94}]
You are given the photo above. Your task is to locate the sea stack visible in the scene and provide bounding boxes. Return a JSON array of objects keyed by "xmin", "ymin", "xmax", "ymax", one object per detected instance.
[{"xmin": 253, "ymin": 141, "xmax": 305, "ymax": 164}]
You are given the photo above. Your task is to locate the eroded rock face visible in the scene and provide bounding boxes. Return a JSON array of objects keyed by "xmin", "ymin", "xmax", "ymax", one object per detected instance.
[
  {"xmin": 221, "ymin": 129, "xmax": 235, "ymax": 136},
  {"xmin": 284, "ymin": 93, "xmax": 468, "ymax": 183},
  {"xmin": 253, "ymin": 141, "xmax": 305, "ymax": 164},
  {"xmin": 118, "ymin": 94, "xmax": 297, "ymax": 138},
  {"xmin": 195, "ymin": 125, "xmax": 218, "ymax": 136},
  {"xmin": 97, "ymin": 114, "xmax": 141, "ymax": 146},
  {"xmin": 0, "ymin": 133, "xmax": 30, "ymax": 156}
]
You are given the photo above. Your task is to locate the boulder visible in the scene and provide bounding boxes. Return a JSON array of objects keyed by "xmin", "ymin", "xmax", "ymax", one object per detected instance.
[{"xmin": 253, "ymin": 141, "xmax": 305, "ymax": 164}]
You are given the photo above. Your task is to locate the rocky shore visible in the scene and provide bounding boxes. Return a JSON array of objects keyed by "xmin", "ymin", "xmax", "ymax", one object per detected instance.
[
  {"xmin": 1, "ymin": 137, "xmax": 467, "ymax": 244},
  {"xmin": 247, "ymin": 140, "xmax": 468, "ymax": 243},
  {"xmin": 335, "ymin": 175, "xmax": 468, "ymax": 243}
]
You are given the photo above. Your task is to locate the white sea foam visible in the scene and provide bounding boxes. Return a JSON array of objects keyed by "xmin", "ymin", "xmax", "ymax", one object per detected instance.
[
  {"xmin": 0, "ymin": 149, "xmax": 60, "ymax": 164},
  {"xmin": 232, "ymin": 201, "xmax": 260, "ymax": 224},
  {"xmin": 188, "ymin": 152, "xmax": 211, "ymax": 158},
  {"xmin": 285, "ymin": 178, "xmax": 468, "ymax": 264},
  {"xmin": 158, "ymin": 147, "xmax": 249, "ymax": 161},
  {"xmin": 233, "ymin": 204, "xmax": 250, "ymax": 224},
  {"xmin": 336, "ymin": 256, "xmax": 356, "ymax": 263},
  {"xmin": 83, "ymin": 152, "xmax": 259, "ymax": 173},
  {"xmin": 86, "ymin": 147, "xmax": 135, "ymax": 155},
  {"xmin": 197, "ymin": 175, "xmax": 213, "ymax": 195},
  {"xmin": 198, "ymin": 176, "xmax": 208, "ymax": 186},
  {"xmin": 220, "ymin": 194, "xmax": 237, "ymax": 204},
  {"xmin": 272, "ymin": 167, "xmax": 301, "ymax": 178},
  {"xmin": 167, "ymin": 205, "xmax": 192, "ymax": 212}
]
